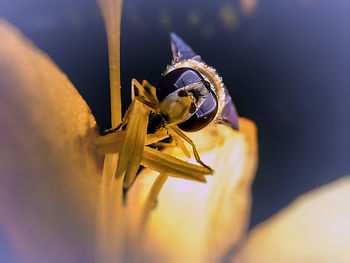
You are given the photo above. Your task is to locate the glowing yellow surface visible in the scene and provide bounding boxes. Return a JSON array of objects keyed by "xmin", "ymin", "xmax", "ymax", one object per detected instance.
[
  {"xmin": 127, "ymin": 119, "xmax": 258, "ymax": 262},
  {"xmin": 235, "ymin": 176, "xmax": 350, "ymax": 263}
]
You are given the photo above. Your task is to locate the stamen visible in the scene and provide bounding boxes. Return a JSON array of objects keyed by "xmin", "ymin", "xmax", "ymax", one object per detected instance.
[
  {"xmin": 96, "ymin": 0, "xmax": 124, "ymax": 261},
  {"xmin": 141, "ymin": 147, "xmax": 211, "ymax": 181},
  {"xmin": 115, "ymin": 99, "xmax": 151, "ymax": 189}
]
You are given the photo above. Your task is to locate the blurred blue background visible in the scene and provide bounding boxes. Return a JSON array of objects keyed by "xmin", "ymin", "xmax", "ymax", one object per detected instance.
[{"xmin": 1, "ymin": 0, "xmax": 349, "ymax": 259}]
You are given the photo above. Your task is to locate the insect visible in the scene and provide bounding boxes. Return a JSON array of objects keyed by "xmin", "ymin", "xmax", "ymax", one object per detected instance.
[
  {"xmin": 96, "ymin": 33, "xmax": 239, "ymax": 189},
  {"xmin": 160, "ymin": 33, "xmax": 239, "ymax": 132}
]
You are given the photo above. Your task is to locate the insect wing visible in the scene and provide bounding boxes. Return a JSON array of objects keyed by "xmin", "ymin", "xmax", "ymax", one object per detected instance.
[
  {"xmin": 170, "ymin": 33, "xmax": 239, "ymax": 130},
  {"xmin": 170, "ymin": 32, "xmax": 201, "ymax": 63}
]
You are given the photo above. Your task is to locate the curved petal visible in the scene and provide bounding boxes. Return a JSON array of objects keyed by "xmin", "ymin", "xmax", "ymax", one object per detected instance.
[
  {"xmin": 127, "ymin": 118, "xmax": 258, "ymax": 262},
  {"xmin": 0, "ymin": 20, "xmax": 103, "ymax": 262},
  {"xmin": 234, "ymin": 176, "xmax": 350, "ymax": 263}
]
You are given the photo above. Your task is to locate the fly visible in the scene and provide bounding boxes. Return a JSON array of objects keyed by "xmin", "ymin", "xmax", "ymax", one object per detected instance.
[{"xmin": 97, "ymin": 33, "xmax": 239, "ymax": 189}]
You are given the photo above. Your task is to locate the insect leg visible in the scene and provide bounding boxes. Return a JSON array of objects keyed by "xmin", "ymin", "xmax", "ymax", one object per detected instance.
[
  {"xmin": 145, "ymin": 128, "xmax": 170, "ymax": 145},
  {"xmin": 166, "ymin": 128, "xmax": 191, "ymax": 158},
  {"xmin": 102, "ymin": 100, "xmax": 134, "ymax": 134},
  {"xmin": 169, "ymin": 125, "xmax": 213, "ymax": 172},
  {"xmin": 105, "ymin": 79, "xmax": 159, "ymax": 135}
]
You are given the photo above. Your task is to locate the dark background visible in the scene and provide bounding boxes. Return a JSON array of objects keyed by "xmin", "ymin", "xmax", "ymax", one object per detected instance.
[{"xmin": 1, "ymin": 0, "xmax": 349, "ymax": 259}]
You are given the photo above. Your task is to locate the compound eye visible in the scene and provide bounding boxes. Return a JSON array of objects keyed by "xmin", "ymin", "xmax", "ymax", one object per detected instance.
[
  {"xmin": 157, "ymin": 67, "xmax": 204, "ymax": 101},
  {"xmin": 157, "ymin": 67, "xmax": 218, "ymax": 132},
  {"xmin": 178, "ymin": 88, "xmax": 218, "ymax": 132}
]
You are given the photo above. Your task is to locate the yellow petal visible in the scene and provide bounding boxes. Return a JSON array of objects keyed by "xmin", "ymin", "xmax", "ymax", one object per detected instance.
[
  {"xmin": 127, "ymin": 118, "xmax": 258, "ymax": 263},
  {"xmin": 234, "ymin": 176, "xmax": 350, "ymax": 263},
  {"xmin": 0, "ymin": 20, "xmax": 102, "ymax": 262}
]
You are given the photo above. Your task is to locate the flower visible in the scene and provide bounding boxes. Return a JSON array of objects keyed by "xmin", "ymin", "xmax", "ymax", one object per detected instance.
[
  {"xmin": 1, "ymin": 1, "xmax": 350, "ymax": 262},
  {"xmin": 0, "ymin": 14, "xmax": 257, "ymax": 263}
]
